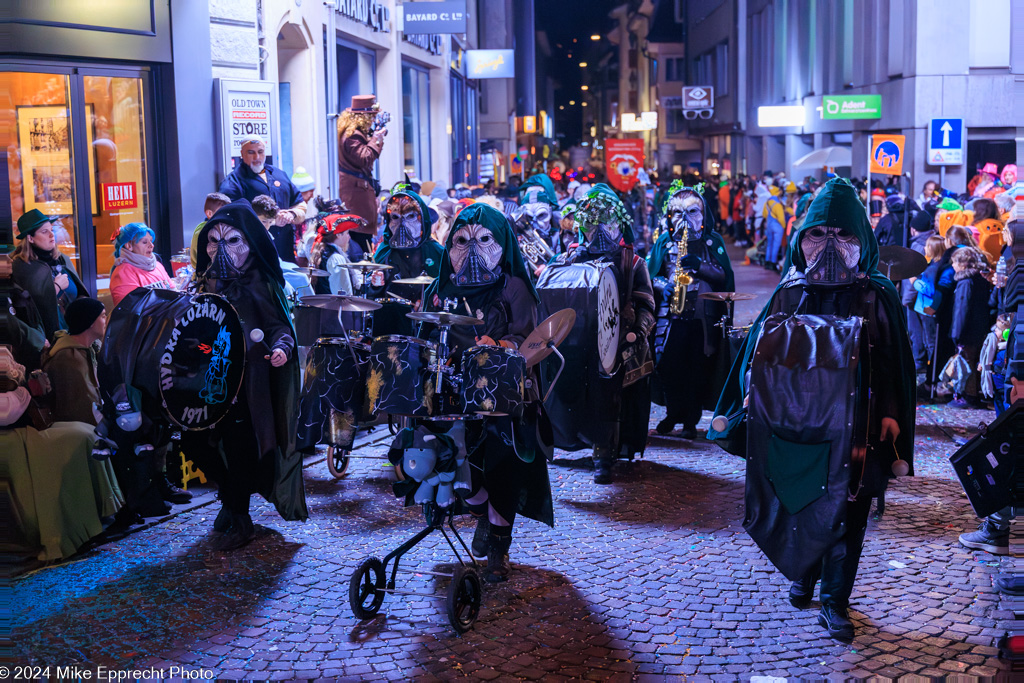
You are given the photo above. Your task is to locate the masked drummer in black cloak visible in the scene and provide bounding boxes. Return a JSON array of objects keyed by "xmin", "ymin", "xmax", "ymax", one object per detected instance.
[
  {"xmin": 189, "ymin": 199, "xmax": 308, "ymax": 551},
  {"xmin": 422, "ymin": 203, "xmax": 553, "ymax": 583},
  {"xmin": 708, "ymin": 178, "xmax": 916, "ymax": 642},
  {"xmin": 370, "ymin": 186, "xmax": 445, "ymax": 334},
  {"xmin": 647, "ymin": 181, "xmax": 734, "ymax": 438},
  {"xmin": 541, "ymin": 184, "xmax": 656, "ymax": 484}
]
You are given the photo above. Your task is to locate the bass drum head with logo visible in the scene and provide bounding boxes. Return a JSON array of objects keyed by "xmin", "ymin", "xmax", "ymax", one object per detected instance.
[
  {"xmin": 158, "ymin": 293, "xmax": 246, "ymax": 430},
  {"xmin": 596, "ymin": 267, "xmax": 621, "ymax": 375}
]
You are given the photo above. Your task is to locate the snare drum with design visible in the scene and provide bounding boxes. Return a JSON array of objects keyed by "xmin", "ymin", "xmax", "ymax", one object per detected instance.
[
  {"xmin": 296, "ymin": 338, "xmax": 369, "ymax": 450},
  {"xmin": 365, "ymin": 335, "xmax": 439, "ymax": 417},
  {"xmin": 460, "ymin": 345, "xmax": 526, "ymax": 417}
]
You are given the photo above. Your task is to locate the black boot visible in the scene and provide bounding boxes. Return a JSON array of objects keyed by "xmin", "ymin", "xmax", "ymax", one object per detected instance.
[
  {"xmin": 484, "ymin": 531, "xmax": 512, "ymax": 583},
  {"xmin": 593, "ymin": 447, "xmax": 614, "ymax": 485},
  {"xmin": 655, "ymin": 418, "xmax": 675, "ymax": 435},
  {"xmin": 788, "ymin": 576, "xmax": 816, "ymax": 608},
  {"xmin": 212, "ymin": 504, "xmax": 232, "ymax": 533},
  {"xmin": 818, "ymin": 603, "xmax": 855, "ymax": 642},
  {"xmin": 214, "ymin": 511, "xmax": 255, "ymax": 552},
  {"xmin": 471, "ymin": 514, "xmax": 490, "ymax": 559},
  {"xmin": 160, "ymin": 476, "xmax": 193, "ymax": 504}
]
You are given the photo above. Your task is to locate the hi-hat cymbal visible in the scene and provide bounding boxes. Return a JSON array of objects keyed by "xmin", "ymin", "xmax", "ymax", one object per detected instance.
[
  {"xmin": 697, "ymin": 291, "xmax": 757, "ymax": 302},
  {"xmin": 878, "ymin": 245, "xmax": 927, "ymax": 281},
  {"xmin": 339, "ymin": 260, "xmax": 393, "ymax": 272},
  {"xmin": 520, "ymin": 309, "xmax": 577, "ymax": 367},
  {"xmin": 406, "ymin": 311, "xmax": 481, "ymax": 326},
  {"xmin": 300, "ymin": 294, "xmax": 383, "ymax": 312},
  {"xmin": 393, "ymin": 274, "xmax": 435, "ymax": 285},
  {"xmin": 294, "ymin": 266, "xmax": 329, "ymax": 278}
]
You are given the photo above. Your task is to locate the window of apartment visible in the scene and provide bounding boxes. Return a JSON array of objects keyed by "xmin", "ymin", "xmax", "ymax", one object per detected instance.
[
  {"xmin": 667, "ymin": 108, "xmax": 686, "ymax": 135},
  {"xmin": 714, "ymin": 41, "xmax": 729, "ymax": 96},
  {"xmin": 968, "ymin": 0, "xmax": 1010, "ymax": 68},
  {"xmin": 401, "ymin": 63, "xmax": 430, "ymax": 180},
  {"xmin": 664, "ymin": 57, "xmax": 685, "ymax": 82}
]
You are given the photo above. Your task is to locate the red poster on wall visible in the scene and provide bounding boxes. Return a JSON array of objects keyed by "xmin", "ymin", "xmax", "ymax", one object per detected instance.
[
  {"xmin": 102, "ymin": 182, "xmax": 139, "ymax": 211},
  {"xmin": 605, "ymin": 138, "xmax": 645, "ymax": 192}
]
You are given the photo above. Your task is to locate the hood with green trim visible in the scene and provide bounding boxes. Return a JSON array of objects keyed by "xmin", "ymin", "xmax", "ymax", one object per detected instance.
[
  {"xmin": 573, "ymin": 184, "xmax": 635, "ymax": 245},
  {"xmin": 429, "ymin": 203, "xmax": 540, "ymax": 304},
  {"xmin": 381, "ymin": 190, "xmax": 431, "ymax": 249},
  {"xmin": 787, "ymin": 177, "xmax": 878, "ymax": 274},
  {"xmin": 518, "ymin": 173, "xmax": 559, "ymax": 207}
]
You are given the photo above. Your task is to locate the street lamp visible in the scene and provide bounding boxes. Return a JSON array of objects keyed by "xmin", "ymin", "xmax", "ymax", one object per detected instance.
[
  {"xmin": 581, "ymin": 85, "xmax": 589, "ymax": 91},
  {"xmin": 579, "ymin": 61, "xmax": 588, "ymax": 67},
  {"xmin": 590, "ymin": 34, "xmax": 600, "ymax": 41}
]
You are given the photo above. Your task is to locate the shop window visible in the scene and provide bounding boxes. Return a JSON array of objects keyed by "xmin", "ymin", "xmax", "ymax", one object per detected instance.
[
  {"xmin": 402, "ymin": 64, "xmax": 431, "ymax": 181},
  {"xmin": 2, "ymin": 72, "xmax": 81, "ymax": 270}
]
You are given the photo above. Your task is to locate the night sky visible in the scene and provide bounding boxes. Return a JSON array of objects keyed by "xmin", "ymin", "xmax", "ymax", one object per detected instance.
[{"xmin": 536, "ymin": 0, "xmax": 620, "ymax": 147}]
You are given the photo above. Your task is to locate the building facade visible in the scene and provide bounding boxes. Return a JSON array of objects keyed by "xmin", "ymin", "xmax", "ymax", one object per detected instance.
[{"xmin": 2, "ymin": 0, "xmax": 517, "ymax": 297}]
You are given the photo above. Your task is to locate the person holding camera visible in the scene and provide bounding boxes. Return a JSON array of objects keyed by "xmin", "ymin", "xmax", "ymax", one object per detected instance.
[{"xmin": 338, "ymin": 94, "xmax": 387, "ymax": 253}]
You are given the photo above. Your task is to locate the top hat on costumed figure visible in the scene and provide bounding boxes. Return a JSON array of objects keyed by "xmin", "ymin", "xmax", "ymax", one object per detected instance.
[{"xmin": 347, "ymin": 95, "xmax": 379, "ymax": 113}]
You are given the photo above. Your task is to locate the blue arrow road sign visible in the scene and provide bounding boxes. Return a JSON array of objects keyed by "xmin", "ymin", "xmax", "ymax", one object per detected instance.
[{"xmin": 927, "ymin": 118, "xmax": 963, "ymax": 165}]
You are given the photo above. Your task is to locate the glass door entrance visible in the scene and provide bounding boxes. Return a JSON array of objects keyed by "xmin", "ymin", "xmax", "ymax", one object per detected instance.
[{"xmin": 2, "ymin": 66, "xmax": 152, "ymax": 296}]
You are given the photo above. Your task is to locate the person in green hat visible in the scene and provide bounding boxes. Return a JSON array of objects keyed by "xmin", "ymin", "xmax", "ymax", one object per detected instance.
[
  {"xmin": 370, "ymin": 186, "xmax": 445, "ymax": 334},
  {"xmin": 11, "ymin": 209, "xmax": 87, "ymax": 343},
  {"xmin": 538, "ymin": 184, "xmax": 655, "ymax": 484},
  {"xmin": 422, "ymin": 203, "xmax": 552, "ymax": 583},
  {"xmin": 708, "ymin": 177, "xmax": 916, "ymax": 643},
  {"xmin": 646, "ymin": 181, "xmax": 734, "ymax": 438}
]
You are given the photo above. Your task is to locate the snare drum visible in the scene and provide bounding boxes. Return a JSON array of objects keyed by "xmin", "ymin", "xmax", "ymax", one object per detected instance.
[
  {"xmin": 461, "ymin": 345, "xmax": 526, "ymax": 417},
  {"xmin": 366, "ymin": 335, "xmax": 439, "ymax": 417},
  {"xmin": 296, "ymin": 338, "xmax": 369, "ymax": 451}
]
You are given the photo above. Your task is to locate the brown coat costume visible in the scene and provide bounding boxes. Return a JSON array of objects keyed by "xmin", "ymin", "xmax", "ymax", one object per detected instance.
[{"xmin": 338, "ymin": 129, "xmax": 384, "ymax": 236}]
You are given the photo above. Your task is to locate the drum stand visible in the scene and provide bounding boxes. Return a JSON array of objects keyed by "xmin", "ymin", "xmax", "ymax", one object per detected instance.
[
  {"xmin": 542, "ymin": 343, "xmax": 567, "ymax": 403},
  {"xmin": 348, "ymin": 502, "xmax": 482, "ymax": 634}
]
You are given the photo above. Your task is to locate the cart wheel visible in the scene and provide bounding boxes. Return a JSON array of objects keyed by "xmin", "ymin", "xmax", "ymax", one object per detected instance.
[
  {"xmin": 349, "ymin": 557, "xmax": 386, "ymax": 619},
  {"xmin": 327, "ymin": 446, "xmax": 351, "ymax": 478},
  {"xmin": 446, "ymin": 565, "xmax": 482, "ymax": 633}
]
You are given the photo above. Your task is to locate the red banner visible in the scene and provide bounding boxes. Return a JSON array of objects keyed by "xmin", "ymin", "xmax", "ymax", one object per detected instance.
[{"xmin": 605, "ymin": 138, "xmax": 645, "ymax": 193}]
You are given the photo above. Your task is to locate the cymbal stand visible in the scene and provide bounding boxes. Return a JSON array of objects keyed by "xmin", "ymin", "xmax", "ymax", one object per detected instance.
[{"xmin": 542, "ymin": 343, "xmax": 567, "ymax": 404}]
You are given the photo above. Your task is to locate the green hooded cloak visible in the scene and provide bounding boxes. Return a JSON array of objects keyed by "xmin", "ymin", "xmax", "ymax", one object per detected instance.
[
  {"xmin": 709, "ymin": 178, "xmax": 916, "ymax": 472},
  {"xmin": 373, "ymin": 189, "xmax": 444, "ymax": 276},
  {"xmin": 646, "ymin": 183, "xmax": 734, "ymax": 290},
  {"xmin": 518, "ymin": 173, "xmax": 559, "ymax": 207},
  {"xmin": 425, "ymin": 203, "xmax": 540, "ymax": 307},
  {"xmin": 573, "ymin": 184, "xmax": 635, "ymax": 245}
]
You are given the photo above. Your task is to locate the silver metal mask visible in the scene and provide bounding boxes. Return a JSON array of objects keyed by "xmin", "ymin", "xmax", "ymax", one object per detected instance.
[
  {"xmin": 801, "ymin": 226, "xmax": 861, "ymax": 287},
  {"xmin": 666, "ymin": 192, "xmax": 704, "ymax": 240},
  {"xmin": 584, "ymin": 221, "xmax": 622, "ymax": 255},
  {"xmin": 449, "ymin": 224, "xmax": 503, "ymax": 286},
  {"xmin": 204, "ymin": 223, "xmax": 250, "ymax": 280}
]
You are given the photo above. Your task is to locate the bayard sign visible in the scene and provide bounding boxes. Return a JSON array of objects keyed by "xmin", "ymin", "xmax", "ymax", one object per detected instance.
[{"xmin": 400, "ymin": 1, "xmax": 466, "ymax": 34}]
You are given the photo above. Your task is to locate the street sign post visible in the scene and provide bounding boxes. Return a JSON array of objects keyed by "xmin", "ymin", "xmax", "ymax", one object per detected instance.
[
  {"xmin": 869, "ymin": 134, "xmax": 906, "ymax": 176},
  {"xmin": 927, "ymin": 118, "xmax": 964, "ymax": 166}
]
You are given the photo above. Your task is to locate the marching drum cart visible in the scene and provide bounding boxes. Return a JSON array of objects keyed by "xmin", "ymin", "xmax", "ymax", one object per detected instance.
[{"xmin": 347, "ymin": 307, "xmax": 574, "ymax": 633}]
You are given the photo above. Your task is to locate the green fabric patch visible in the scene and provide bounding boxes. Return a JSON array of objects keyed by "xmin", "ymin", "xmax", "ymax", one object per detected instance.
[{"xmin": 766, "ymin": 434, "xmax": 830, "ymax": 515}]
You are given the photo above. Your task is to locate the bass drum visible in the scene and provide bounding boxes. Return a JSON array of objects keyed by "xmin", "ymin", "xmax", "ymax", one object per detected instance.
[
  {"xmin": 99, "ymin": 288, "xmax": 245, "ymax": 431},
  {"xmin": 295, "ymin": 338, "xmax": 369, "ymax": 452},
  {"xmin": 535, "ymin": 261, "xmax": 624, "ymax": 450},
  {"xmin": 293, "ymin": 304, "xmax": 344, "ymax": 347},
  {"xmin": 371, "ymin": 296, "xmax": 414, "ymax": 337},
  {"xmin": 365, "ymin": 335, "xmax": 439, "ymax": 417},
  {"xmin": 461, "ymin": 345, "xmax": 526, "ymax": 417}
]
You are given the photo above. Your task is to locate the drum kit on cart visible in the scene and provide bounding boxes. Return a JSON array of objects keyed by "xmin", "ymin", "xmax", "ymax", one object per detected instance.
[{"xmin": 289, "ymin": 259, "xmax": 577, "ymax": 633}]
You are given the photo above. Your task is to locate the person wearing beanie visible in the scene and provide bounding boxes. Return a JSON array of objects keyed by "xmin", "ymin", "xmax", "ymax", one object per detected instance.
[
  {"xmin": 291, "ymin": 167, "xmax": 316, "ymax": 203},
  {"xmin": 11, "ymin": 209, "xmax": 88, "ymax": 342},
  {"xmin": 903, "ymin": 209, "xmax": 938, "ymax": 371},
  {"xmin": 41, "ymin": 298, "xmax": 107, "ymax": 425}
]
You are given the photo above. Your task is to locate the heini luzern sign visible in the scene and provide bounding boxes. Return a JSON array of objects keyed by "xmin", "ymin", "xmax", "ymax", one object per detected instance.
[{"xmin": 822, "ymin": 95, "xmax": 882, "ymax": 120}]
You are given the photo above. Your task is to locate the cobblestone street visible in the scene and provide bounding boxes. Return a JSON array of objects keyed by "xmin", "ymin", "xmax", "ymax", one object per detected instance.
[{"xmin": 13, "ymin": 255, "xmax": 1013, "ymax": 680}]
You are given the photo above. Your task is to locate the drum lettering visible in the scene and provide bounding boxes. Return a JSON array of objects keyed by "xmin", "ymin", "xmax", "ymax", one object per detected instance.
[
  {"xmin": 164, "ymin": 327, "xmax": 180, "ymax": 353},
  {"xmin": 215, "ymin": 308, "xmax": 225, "ymax": 325},
  {"xmin": 187, "ymin": 305, "xmax": 196, "ymax": 322},
  {"xmin": 160, "ymin": 352, "xmax": 172, "ymax": 366},
  {"xmin": 200, "ymin": 300, "xmax": 209, "ymax": 319}
]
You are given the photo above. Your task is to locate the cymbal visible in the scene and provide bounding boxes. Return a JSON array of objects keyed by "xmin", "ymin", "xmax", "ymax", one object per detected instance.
[
  {"xmin": 339, "ymin": 260, "xmax": 393, "ymax": 272},
  {"xmin": 520, "ymin": 309, "xmax": 577, "ymax": 367},
  {"xmin": 375, "ymin": 295, "xmax": 413, "ymax": 306},
  {"xmin": 697, "ymin": 291, "xmax": 757, "ymax": 302},
  {"xmin": 878, "ymin": 245, "xmax": 927, "ymax": 281},
  {"xmin": 393, "ymin": 274, "xmax": 435, "ymax": 285},
  {"xmin": 406, "ymin": 311, "xmax": 481, "ymax": 326},
  {"xmin": 294, "ymin": 266, "xmax": 329, "ymax": 278},
  {"xmin": 300, "ymin": 294, "xmax": 383, "ymax": 312}
]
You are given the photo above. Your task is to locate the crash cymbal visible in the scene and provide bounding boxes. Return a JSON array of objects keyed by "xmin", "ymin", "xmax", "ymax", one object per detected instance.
[
  {"xmin": 697, "ymin": 291, "xmax": 757, "ymax": 302},
  {"xmin": 339, "ymin": 260, "xmax": 393, "ymax": 272},
  {"xmin": 520, "ymin": 309, "xmax": 577, "ymax": 367},
  {"xmin": 878, "ymin": 245, "xmax": 927, "ymax": 281},
  {"xmin": 406, "ymin": 311, "xmax": 481, "ymax": 326},
  {"xmin": 392, "ymin": 274, "xmax": 435, "ymax": 285},
  {"xmin": 300, "ymin": 294, "xmax": 383, "ymax": 312}
]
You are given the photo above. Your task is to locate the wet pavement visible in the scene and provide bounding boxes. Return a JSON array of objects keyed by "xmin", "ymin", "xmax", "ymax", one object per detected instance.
[{"xmin": 11, "ymin": 248, "xmax": 1013, "ymax": 680}]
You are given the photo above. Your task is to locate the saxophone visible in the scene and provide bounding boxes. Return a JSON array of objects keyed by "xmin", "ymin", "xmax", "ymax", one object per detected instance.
[{"xmin": 669, "ymin": 227, "xmax": 694, "ymax": 316}]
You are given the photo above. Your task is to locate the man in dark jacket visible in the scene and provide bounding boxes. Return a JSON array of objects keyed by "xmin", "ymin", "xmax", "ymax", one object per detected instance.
[
  {"xmin": 218, "ymin": 137, "xmax": 307, "ymax": 263},
  {"xmin": 903, "ymin": 210, "xmax": 937, "ymax": 369},
  {"xmin": 874, "ymin": 194, "xmax": 918, "ymax": 248}
]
